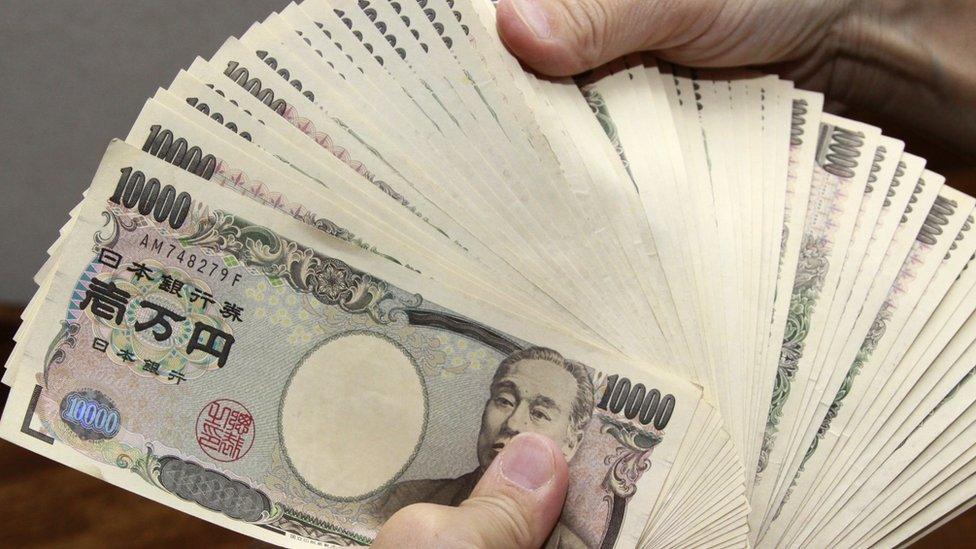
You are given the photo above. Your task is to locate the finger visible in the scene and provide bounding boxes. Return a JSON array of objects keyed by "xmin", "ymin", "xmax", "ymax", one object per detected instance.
[
  {"xmin": 459, "ymin": 432, "xmax": 569, "ymax": 547},
  {"xmin": 495, "ymin": 0, "xmax": 715, "ymax": 76},
  {"xmin": 373, "ymin": 432, "xmax": 569, "ymax": 548}
]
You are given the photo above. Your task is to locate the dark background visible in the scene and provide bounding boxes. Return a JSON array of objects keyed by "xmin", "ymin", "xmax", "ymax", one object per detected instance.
[{"xmin": 0, "ymin": 0, "xmax": 974, "ymax": 546}]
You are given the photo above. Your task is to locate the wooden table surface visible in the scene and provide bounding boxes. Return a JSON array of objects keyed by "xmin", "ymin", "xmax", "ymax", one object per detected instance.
[{"xmin": 3, "ymin": 156, "xmax": 976, "ymax": 547}]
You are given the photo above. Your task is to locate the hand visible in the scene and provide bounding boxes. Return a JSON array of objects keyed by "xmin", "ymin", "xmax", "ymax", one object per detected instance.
[
  {"xmin": 373, "ymin": 433, "xmax": 569, "ymax": 548},
  {"xmin": 496, "ymin": 0, "xmax": 976, "ymax": 155}
]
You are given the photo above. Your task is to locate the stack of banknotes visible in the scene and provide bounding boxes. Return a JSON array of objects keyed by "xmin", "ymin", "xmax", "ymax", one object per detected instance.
[{"xmin": 4, "ymin": 0, "xmax": 976, "ymax": 547}]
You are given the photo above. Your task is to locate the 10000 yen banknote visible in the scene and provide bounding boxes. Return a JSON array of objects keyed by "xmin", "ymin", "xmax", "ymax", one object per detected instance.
[{"xmin": 1, "ymin": 141, "xmax": 702, "ymax": 548}]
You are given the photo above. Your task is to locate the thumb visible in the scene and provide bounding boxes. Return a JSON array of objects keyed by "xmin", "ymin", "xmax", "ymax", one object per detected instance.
[
  {"xmin": 496, "ymin": 0, "xmax": 716, "ymax": 76},
  {"xmin": 373, "ymin": 432, "xmax": 570, "ymax": 548}
]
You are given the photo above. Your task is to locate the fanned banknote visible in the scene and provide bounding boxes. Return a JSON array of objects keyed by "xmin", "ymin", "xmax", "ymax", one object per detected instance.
[
  {"xmin": 3, "ymin": 142, "xmax": 704, "ymax": 548},
  {"xmin": 4, "ymin": 0, "xmax": 976, "ymax": 547}
]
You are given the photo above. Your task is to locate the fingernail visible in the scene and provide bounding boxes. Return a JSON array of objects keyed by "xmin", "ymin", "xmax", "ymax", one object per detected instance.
[
  {"xmin": 510, "ymin": 0, "xmax": 551, "ymax": 40},
  {"xmin": 498, "ymin": 433, "xmax": 555, "ymax": 491}
]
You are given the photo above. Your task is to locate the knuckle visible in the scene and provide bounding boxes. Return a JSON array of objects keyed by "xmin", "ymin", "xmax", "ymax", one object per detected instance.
[
  {"xmin": 461, "ymin": 494, "xmax": 535, "ymax": 549},
  {"xmin": 380, "ymin": 504, "xmax": 466, "ymax": 548},
  {"xmin": 390, "ymin": 503, "xmax": 442, "ymax": 529},
  {"xmin": 560, "ymin": 0, "xmax": 614, "ymax": 66}
]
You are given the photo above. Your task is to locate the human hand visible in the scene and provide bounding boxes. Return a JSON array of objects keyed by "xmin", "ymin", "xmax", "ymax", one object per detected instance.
[
  {"xmin": 372, "ymin": 432, "xmax": 569, "ymax": 549},
  {"xmin": 496, "ymin": 0, "xmax": 976, "ymax": 155}
]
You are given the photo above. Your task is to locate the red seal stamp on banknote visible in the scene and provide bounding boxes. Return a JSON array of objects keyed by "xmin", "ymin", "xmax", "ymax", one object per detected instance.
[{"xmin": 196, "ymin": 399, "xmax": 255, "ymax": 462}]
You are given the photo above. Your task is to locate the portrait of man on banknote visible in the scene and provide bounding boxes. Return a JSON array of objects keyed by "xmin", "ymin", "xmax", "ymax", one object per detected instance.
[{"xmin": 376, "ymin": 346, "xmax": 593, "ymax": 547}]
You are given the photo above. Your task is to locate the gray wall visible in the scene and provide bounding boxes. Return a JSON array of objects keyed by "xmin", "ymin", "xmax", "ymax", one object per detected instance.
[{"xmin": 0, "ymin": 0, "xmax": 287, "ymax": 304}]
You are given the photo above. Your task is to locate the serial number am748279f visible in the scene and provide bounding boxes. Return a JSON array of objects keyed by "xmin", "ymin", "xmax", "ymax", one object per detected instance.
[{"xmin": 138, "ymin": 234, "xmax": 243, "ymax": 287}]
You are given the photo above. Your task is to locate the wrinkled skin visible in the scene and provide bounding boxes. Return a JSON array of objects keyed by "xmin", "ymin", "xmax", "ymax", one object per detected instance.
[{"xmin": 497, "ymin": 0, "xmax": 976, "ymax": 155}]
